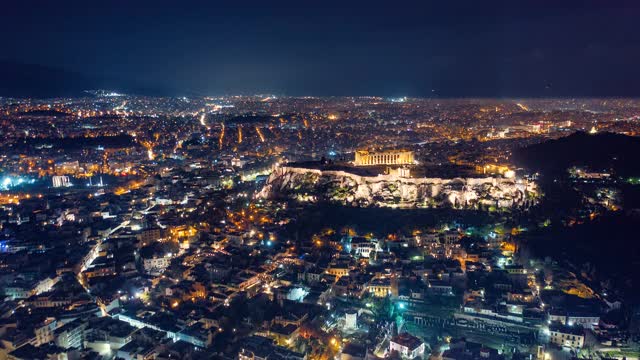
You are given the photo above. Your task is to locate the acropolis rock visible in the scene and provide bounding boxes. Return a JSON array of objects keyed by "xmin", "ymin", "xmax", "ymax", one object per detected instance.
[{"xmin": 259, "ymin": 165, "xmax": 539, "ymax": 210}]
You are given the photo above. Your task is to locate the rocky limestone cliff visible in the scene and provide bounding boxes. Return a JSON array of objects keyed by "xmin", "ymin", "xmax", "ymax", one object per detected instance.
[{"xmin": 259, "ymin": 165, "xmax": 539, "ymax": 210}]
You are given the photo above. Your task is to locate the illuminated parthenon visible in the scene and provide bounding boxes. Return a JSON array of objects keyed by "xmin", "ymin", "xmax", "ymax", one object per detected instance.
[{"xmin": 354, "ymin": 149, "xmax": 415, "ymax": 166}]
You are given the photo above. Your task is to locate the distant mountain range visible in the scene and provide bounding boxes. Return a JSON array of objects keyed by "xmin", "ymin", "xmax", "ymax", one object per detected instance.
[
  {"xmin": 0, "ymin": 60, "xmax": 176, "ymax": 98},
  {"xmin": 514, "ymin": 131, "xmax": 640, "ymax": 177},
  {"xmin": 0, "ymin": 60, "xmax": 95, "ymax": 98}
]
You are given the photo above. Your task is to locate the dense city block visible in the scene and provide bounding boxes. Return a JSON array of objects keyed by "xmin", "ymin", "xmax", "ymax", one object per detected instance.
[{"xmin": 0, "ymin": 95, "xmax": 639, "ymax": 360}]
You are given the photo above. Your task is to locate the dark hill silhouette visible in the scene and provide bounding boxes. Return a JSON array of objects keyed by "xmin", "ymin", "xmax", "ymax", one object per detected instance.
[
  {"xmin": 19, "ymin": 109, "xmax": 72, "ymax": 117},
  {"xmin": 0, "ymin": 60, "xmax": 93, "ymax": 98},
  {"xmin": 9, "ymin": 135, "xmax": 138, "ymax": 151},
  {"xmin": 513, "ymin": 131, "xmax": 640, "ymax": 177},
  {"xmin": 524, "ymin": 212, "xmax": 640, "ymax": 302},
  {"xmin": 0, "ymin": 60, "xmax": 174, "ymax": 98}
]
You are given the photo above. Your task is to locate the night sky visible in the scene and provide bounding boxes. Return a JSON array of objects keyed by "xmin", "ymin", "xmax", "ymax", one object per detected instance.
[{"xmin": 2, "ymin": 0, "xmax": 640, "ymax": 97}]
